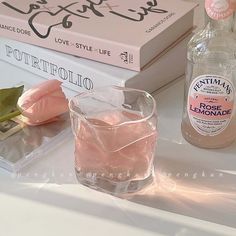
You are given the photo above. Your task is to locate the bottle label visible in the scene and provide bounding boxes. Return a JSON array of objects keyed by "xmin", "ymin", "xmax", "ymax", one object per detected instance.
[
  {"xmin": 187, "ymin": 75, "xmax": 235, "ymax": 136},
  {"xmin": 205, "ymin": 0, "xmax": 234, "ymax": 20}
]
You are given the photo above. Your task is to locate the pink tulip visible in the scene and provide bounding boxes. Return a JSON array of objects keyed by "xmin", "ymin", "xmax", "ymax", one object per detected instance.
[{"xmin": 18, "ymin": 80, "xmax": 68, "ymax": 126}]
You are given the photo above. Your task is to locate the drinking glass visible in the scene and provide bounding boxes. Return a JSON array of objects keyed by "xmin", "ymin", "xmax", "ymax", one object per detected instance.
[{"xmin": 69, "ymin": 86, "xmax": 157, "ymax": 195}]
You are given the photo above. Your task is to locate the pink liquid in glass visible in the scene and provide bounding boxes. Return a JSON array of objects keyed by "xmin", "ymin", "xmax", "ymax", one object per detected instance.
[{"xmin": 74, "ymin": 109, "xmax": 157, "ymax": 194}]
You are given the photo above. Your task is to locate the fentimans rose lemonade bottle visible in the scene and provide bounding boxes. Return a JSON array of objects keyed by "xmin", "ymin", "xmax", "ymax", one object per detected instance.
[{"xmin": 181, "ymin": 0, "xmax": 236, "ymax": 148}]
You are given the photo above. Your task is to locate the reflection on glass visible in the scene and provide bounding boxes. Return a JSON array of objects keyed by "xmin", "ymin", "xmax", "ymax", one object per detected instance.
[{"xmin": 69, "ymin": 86, "xmax": 158, "ymax": 195}]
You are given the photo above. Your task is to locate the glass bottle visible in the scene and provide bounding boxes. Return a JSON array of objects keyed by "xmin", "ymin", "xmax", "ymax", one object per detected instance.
[{"xmin": 181, "ymin": 0, "xmax": 236, "ymax": 148}]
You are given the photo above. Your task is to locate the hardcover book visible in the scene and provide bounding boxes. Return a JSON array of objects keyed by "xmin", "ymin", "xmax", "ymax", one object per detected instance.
[
  {"xmin": 0, "ymin": 35, "xmax": 191, "ymax": 94},
  {"xmin": 0, "ymin": 0, "xmax": 196, "ymax": 71}
]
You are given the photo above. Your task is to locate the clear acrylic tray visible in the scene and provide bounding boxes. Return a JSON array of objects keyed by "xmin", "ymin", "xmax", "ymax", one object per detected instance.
[{"xmin": 0, "ymin": 113, "xmax": 71, "ymax": 173}]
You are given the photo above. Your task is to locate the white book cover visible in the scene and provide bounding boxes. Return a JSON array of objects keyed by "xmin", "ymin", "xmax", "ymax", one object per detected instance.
[{"xmin": 0, "ymin": 35, "xmax": 191, "ymax": 93}]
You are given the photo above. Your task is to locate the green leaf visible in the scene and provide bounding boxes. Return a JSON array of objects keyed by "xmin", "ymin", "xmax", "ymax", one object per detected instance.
[{"xmin": 0, "ymin": 85, "xmax": 24, "ymax": 122}]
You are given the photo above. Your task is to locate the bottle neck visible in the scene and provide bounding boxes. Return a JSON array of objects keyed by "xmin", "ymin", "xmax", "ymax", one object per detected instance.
[{"xmin": 205, "ymin": 12, "xmax": 234, "ymax": 32}]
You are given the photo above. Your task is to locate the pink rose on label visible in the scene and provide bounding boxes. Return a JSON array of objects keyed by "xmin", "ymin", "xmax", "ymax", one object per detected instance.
[{"xmin": 18, "ymin": 79, "xmax": 68, "ymax": 126}]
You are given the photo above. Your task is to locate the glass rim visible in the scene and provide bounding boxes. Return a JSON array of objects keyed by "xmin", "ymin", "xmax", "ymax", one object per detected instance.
[{"xmin": 69, "ymin": 86, "xmax": 157, "ymax": 127}]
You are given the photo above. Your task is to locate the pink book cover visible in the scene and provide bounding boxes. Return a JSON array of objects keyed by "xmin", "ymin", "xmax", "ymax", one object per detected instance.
[{"xmin": 0, "ymin": 0, "xmax": 196, "ymax": 71}]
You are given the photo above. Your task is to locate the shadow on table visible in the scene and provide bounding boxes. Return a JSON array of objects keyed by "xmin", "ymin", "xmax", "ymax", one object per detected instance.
[
  {"xmin": 127, "ymin": 139, "xmax": 236, "ymax": 229},
  {"xmin": 0, "ymin": 176, "xmax": 232, "ymax": 236},
  {"xmin": 0, "ymin": 137, "xmax": 236, "ymax": 234}
]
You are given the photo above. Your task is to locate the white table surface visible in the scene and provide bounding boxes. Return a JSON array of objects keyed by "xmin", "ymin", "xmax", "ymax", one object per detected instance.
[{"xmin": 1, "ymin": 1, "xmax": 236, "ymax": 235}]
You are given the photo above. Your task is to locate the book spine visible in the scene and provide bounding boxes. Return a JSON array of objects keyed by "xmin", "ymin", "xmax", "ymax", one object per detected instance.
[
  {"xmin": 0, "ymin": 39, "xmax": 125, "ymax": 92},
  {"xmin": 0, "ymin": 15, "xmax": 140, "ymax": 71}
]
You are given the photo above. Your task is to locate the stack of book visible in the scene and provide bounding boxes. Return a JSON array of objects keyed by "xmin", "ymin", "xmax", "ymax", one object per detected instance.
[{"xmin": 0, "ymin": 0, "xmax": 197, "ymax": 93}]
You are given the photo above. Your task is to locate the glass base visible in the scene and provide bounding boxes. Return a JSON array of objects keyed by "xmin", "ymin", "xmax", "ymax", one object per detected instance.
[{"xmin": 75, "ymin": 169, "xmax": 154, "ymax": 196}]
